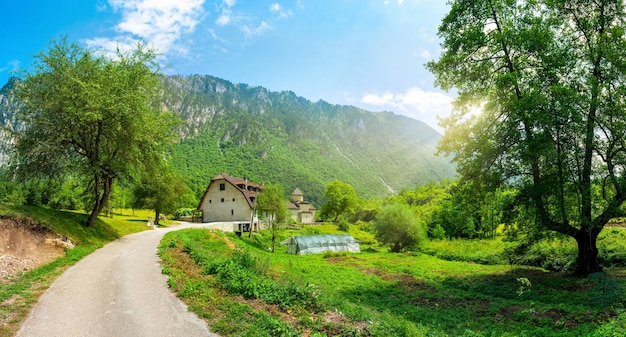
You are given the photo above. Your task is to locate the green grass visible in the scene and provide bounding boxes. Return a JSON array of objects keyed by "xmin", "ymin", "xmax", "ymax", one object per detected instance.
[
  {"xmin": 0, "ymin": 205, "xmax": 151, "ymax": 337},
  {"xmin": 159, "ymin": 227, "xmax": 626, "ymax": 337}
]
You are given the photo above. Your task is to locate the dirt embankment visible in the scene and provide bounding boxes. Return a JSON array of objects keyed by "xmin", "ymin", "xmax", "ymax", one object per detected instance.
[{"xmin": 0, "ymin": 217, "xmax": 70, "ymax": 281}]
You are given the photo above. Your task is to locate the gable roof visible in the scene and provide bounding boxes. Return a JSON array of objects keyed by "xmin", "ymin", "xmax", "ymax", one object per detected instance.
[
  {"xmin": 291, "ymin": 188, "xmax": 303, "ymax": 196},
  {"xmin": 197, "ymin": 173, "xmax": 264, "ymax": 210}
]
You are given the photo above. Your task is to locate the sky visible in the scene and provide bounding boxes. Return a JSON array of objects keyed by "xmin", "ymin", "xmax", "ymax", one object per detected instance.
[{"xmin": 0, "ymin": 0, "xmax": 454, "ymax": 132}]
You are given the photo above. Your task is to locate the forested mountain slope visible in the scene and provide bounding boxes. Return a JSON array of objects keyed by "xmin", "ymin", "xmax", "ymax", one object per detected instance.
[
  {"xmin": 162, "ymin": 75, "xmax": 455, "ymax": 204},
  {"xmin": 0, "ymin": 75, "xmax": 454, "ymax": 205}
]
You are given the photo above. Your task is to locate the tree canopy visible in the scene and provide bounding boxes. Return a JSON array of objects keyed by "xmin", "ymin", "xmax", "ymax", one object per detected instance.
[
  {"xmin": 428, "ymin": 0, "xmax": 626, "ymax": 275},
  {"xmin": 320, "ymin": 180, "xmax": 358, "ymax": 222},
  {"xmin": 12, "ymin": 37, "xmax": 178, "ymax": 227},
  {"xmin": 133, "ymin": 163, "xmax": 190, "ymax": 227}
]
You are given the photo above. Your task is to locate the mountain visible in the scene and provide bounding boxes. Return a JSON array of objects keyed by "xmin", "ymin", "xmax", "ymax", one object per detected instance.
[
  {"xmin": 162, "ymin": 75, "xmax": 455, "ymax": 205},
  {"xmin": 0, "ymin": 75, "xmax": 455, "ymax": 206},
  {"xmin": 0, "ymin": 78, "xmax": 19, "ymax": 163}
]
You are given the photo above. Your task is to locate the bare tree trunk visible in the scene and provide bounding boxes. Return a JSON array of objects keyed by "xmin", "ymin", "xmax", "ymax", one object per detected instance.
[{"xmin": 575, "ymin": 230, "xmax": 602, "ymax": 276}]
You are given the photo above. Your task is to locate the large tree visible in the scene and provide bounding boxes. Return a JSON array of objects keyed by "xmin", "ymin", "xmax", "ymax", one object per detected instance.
[
  {"xmin": 428, "ymin": 0, "xmax": 626, "ymax": 275},
  {"xmin": 12, "ymin": 38, "xmax": 177, "ymax": 227}
]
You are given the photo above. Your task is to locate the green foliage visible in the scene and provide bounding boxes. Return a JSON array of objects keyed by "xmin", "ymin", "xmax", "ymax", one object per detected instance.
[
  {"xmin": 337, "ymin": 218, "xmax": 350, "ymax": 232},
  {"xmin": 206, "ymin": 249, "xmax": 322, "ymax": 310},
  {"xmin": 373, "ymin": 202, "xmax": 427, "ymax": 252},
  {"xmin": 11, "ymin": 37, "xmax": 178, "ymax": 227},
  {"xmin": 256, "ymin": 184, "xmax": 289, "ymax": 252},
  {"xmin": 174, "ymin": 208, "xmax": 196, "ymax": 219},
  {"xmin": 431, "ymin": 224, "xmax": 446, "ymax": 240},
  {"xmin": 320, "ymin": 180, "xmax": 358, "ymax": 222},
  {"xmin": 133, "ymin": 164, "xmax": 190, "ymax": 225},
  {"xmin": 423, "ymin": 238, "xmax": 510, "ymax": 266},
  {"xmin": 429, "ymin": 0, "xmax": 626, "ymax": 275}
]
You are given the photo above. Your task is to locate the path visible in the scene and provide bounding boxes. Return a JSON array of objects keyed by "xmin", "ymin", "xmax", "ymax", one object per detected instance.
[{"xmin": 17, "ymin": 222, "xmax": 219, "ymax": 337}]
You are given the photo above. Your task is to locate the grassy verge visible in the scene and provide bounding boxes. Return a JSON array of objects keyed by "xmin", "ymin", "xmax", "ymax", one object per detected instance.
[
  {"xmin": 0, "ymin": 205, "xmax": 152, "ymax": 337},
  {"xmin": 160, "ymin": 227, "xmax": 626, "ymax": 337}
]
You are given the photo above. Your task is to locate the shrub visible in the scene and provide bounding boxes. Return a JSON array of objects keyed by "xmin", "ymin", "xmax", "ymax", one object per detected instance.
[
  {"xmin": 206, "ymin": 249, "xmax": 323, "ymax": 311},
  {"xmin": 430, "ymin": 224, "xmax": 446, "ymax": 240},
  {"xmin": 374, "ymin": 202, "xmax": 427, "ymax": 252},
  {"xmin": 338, "ymin": 219, "xmax": 350, "ymax": 232},
  {"xmin": 174, "ymin": 208, "xmax": 195, "ymax": 219}
]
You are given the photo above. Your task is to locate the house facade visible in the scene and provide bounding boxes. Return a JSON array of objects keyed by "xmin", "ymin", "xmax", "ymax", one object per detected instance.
[
  {"xmin": 197, "ymin": 174, "xmax": 264, "ymax": 231},
  {"xmin": 287, "ymin": 188, "xmax": 317, "ymax": 224}
]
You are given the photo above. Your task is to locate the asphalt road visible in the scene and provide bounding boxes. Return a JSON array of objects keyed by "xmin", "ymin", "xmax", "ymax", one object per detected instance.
[{"xmin": 17, "ymin": 222, "xmax": 219, "ymax": 337}]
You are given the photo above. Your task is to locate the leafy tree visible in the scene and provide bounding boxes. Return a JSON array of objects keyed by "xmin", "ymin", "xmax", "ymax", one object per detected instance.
[
  {"xmin": 133, "ymin": 164, "xmax": 190, "ymax": 227},
  {"xmin": 12, "ymin": 37, "xmax": 177, "ymax": 227},
  {"xmin": 256, "ymin": 184, "xmax": 289, "ymax": 252},
  {"xmin": 374, "ymin": 202, "xmax": 427, "ymax": 252},
  {"xmin": 320, "ymin": 180, "xmax": 358, "ymax": 221},
  {"xmin": 48, "ymin": 176, "xmax": 86, "ymax": 210},
  {"xmin": 428, "ymin": 0, "xmax": 626, "ymax": 275}
]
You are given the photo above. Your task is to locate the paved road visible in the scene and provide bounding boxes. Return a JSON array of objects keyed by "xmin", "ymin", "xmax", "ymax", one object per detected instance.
[{"xmin": 17, "ymin": 222, "xmax": 219, "ymax": 337}]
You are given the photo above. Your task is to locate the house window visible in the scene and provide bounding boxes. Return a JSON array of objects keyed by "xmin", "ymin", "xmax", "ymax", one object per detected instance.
[
  {"xmin": 219, "ymin": 183, "xmax": 225, "ymax": 191},
  {"xmin": 231, "ymin": 209, "xmax": 234, "ymax": 215},
  {"xmin": 221, "ymin": 198, "xmax": 224, "ymax": 202},
  {"xmin": 209, "ymin": 200, "xmax": 212, "ymax": 203},
  {"xmin": 232, "ymin": 198, "xmax": 235, "ymax": 202}
]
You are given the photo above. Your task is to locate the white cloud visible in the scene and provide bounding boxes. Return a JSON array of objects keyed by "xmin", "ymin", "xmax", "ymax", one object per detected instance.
[
  {"xmin": 223, "ymin": 0, "xmax": 236, "ymax": 7},
  {"xmin": 419, "ymin": 49, "xmax": 431, "ymax": 60},
  {"xmin": 216, "ymin": 11, "xmax": 231, "ymax": 26},
  {"xmin": 242, "ymin": 21, "xmax": 272, "ymax": 39},
  {"xmin": 360, "ymin": 87, "xmax": 453, "ymax": 131},
  {"xmin": 85, "ymin": 0, "xmax": 205, "ymax": 57},
  {"xmin": 270, "ymin": 3, "xmax": 292, "ymax": 19}
]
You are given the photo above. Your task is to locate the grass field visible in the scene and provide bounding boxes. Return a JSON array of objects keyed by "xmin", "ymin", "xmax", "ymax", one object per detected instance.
[{"xmin": 159, "ymin": 226, "xmax": 626, "ymax": 337}]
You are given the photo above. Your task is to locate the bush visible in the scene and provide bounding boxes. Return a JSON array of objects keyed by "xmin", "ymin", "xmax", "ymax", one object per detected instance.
[
  {"xmin": 430, "ymin": 224, "xmax": 446, "ymax": 240},
  {"xmin": 374, "ymin": 202, "xmax": 427, "ymax": 252},
  {"xmin": 206, "ymin": 249, "xmax": 323, "ymax": 311},
  {"xmin": 337, "ymin": 219, "xmax": 350, "ymax": 232},
  {"xmin": 505, "ymin": 239, "xmax": 576, "ymax": 272},
  {"xmin": 174, "ymin": 208, "xmax": 195, "ymax": 219}
]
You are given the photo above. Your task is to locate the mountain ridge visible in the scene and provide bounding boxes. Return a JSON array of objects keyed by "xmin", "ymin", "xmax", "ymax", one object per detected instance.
[
  {"xmin": 160, "ymin": 74, "xmax": 454, "ymax": 204},
  {"xmin": 0, "ymin": 75, "xmax": 455, "ymax": 205}
]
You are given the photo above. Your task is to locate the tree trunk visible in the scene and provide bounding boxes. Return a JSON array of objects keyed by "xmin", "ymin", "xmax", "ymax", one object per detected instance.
[
  {"xmin": 155, "ymin": 208, "xmax": 160, "ymax": 227},
  {"xmin": 85, "ymin": 176, "xmax": 113, "ymax": 227},
  {"xmin": 574, "ymin": 229, "xmax": 602, "ymax": 276}
]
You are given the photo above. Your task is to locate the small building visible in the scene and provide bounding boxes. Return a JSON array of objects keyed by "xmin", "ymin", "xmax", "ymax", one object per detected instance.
[
  {"xmin": 287, "ymin": 188, "xmax": 317, "ymax": 224},
  {"xmin": 280, "ymin": 234, "xmax": 360, "ymax": 255},
  {"xmin": 197, "ymin": 173, "xmax": 264, "ymax": 231}
]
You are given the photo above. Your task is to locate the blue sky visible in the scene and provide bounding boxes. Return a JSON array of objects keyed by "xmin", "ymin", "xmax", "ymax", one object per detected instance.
[{"xmin": 1, "ymin": 0, "xmax": 453, "ymax": 131}]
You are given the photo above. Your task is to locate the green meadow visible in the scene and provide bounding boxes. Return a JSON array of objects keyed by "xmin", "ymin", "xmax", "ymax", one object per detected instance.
[{"xmin": 159, "ymin": 225, "xmax": 626, "ymax": 337}]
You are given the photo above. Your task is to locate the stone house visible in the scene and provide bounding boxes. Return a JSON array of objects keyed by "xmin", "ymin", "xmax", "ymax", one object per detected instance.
[
  {"xmin": 197, "ymin": 173, "xmax": 264, "ymax": 232},
  {"xmin": 287, "ymin": 188, "xmax": 317, "ymax": 224}
]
